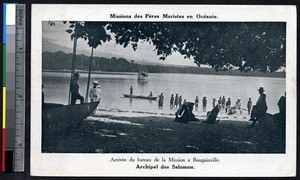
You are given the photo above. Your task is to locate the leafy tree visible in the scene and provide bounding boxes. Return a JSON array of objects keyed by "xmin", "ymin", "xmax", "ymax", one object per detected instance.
[{"xmin": 58, "ymin": 21, "xmax": 285, "ymax": 73}]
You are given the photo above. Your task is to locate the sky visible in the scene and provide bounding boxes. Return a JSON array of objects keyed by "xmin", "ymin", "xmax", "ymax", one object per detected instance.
[{"xmin": 42, "ymin": 22, "xmax": 198, "ymax": 67}]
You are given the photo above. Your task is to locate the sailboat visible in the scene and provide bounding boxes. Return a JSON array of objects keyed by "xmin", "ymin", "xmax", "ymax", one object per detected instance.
[
  {"xmin": 138, "ymin": 71, "xmax": 148, "ymax": 80},
  {"xmin": 138, "ymin": 59, "xmax": 148, "ymax": 80}
]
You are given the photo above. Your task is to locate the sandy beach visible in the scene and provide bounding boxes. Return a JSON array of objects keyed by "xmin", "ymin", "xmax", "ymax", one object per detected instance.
[{"xmin": 42, "ymin": 114, "xmax": 285, "ymax": 154}]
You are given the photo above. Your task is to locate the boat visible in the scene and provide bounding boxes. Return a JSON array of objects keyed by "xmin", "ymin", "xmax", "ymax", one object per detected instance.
[
  {"xmin": 138, "ymin": 71, "xmax": 148, "ymax": 80},
  {"xmin": 123, "ymin": 94, "xmax": 158, "ymax": 100},
  {"xmin": 42, "ymin": 101, "xmax": 100, "ymax": 134}
]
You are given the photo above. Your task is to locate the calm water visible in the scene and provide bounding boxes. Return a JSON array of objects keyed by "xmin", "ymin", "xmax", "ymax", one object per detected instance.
[{"xmin": 42, "ymin": 72, "xmax": 285, "ymax": 119}]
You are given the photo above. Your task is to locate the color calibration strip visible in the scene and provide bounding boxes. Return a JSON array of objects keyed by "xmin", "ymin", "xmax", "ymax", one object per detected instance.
[
  {"xmin": 2, "ymin": 3, "xmax": 25, "ymax": 172},
  {"xmin": 2, "ymin": 3, "xmax": 16, "ymax": 173}
]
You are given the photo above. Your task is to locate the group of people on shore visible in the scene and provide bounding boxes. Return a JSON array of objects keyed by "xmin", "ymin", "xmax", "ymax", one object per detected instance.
[
  {"xmin": 127, "ymin": 85, "xmax": 254, "ymax": 116},
  {"xmin": 173, "ymin": 86, "xmax": 285, "ymax": 128},
  {"xmin": 67, "ymin": 77, "xmax": 285, "ymax": 128},
  {"xmin": 145, "ymin": 90, "xmax": 255, "ymax": 117},
  {"xmin": 129, "ymin": 85, "xmax": 285, "ymax": 128}
]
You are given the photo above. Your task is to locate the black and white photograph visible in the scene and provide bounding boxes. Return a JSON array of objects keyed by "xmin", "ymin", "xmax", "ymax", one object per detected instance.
[
  {"xmin": 31, "ymin": 5, "xmax": 296, "ymax": 177},
  {"xmin": 42, "ymin": 21, "xmax": 286, "ymax": 154}
]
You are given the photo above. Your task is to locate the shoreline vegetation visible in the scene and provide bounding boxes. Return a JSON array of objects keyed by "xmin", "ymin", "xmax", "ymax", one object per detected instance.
[
  {"xmin": 42, "ymin": 115, "xmax": 285, "ymax": 153},
  {"xmin": 42, "ymin": 51, "xmax": 285, "ymax": 78}
]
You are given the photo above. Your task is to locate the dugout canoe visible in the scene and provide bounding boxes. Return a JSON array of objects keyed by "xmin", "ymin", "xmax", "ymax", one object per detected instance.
[
  {"xmin": 42, "ymin": 101, "xmax": 100, "ymax": 133},
  {"xmin": 123, "ymin": 94, "xmax": 158, "ymax": 100}
]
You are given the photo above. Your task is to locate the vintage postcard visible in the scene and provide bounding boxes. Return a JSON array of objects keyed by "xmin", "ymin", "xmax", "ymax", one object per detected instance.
[{"xmin": 31, "ymin": 4, "xmax": 296, "ymax": 177}]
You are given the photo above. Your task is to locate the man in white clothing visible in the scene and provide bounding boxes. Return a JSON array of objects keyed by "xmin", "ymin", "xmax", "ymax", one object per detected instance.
[{"xmin": 89, "ymin": 80, "xmax": 101, "ymax": 102}]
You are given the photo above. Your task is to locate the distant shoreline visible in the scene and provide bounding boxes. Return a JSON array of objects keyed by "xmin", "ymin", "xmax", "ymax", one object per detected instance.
[
  {"xmin": 43, "ymin": 51, "xmax": 285, "ymax": 78},
  {"xmin": 42, "ymin": 69, "xmax": 285, "ymax": 78},
  {"xmin": 42, "ymin": 69, "xmax": 137, "ymax": 76}
]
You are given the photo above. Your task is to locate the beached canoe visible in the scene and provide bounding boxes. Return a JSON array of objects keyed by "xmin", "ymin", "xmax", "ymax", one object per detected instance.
[
  {"xmin": 123, "ymin": 94, "xmax": 158, "ymax": 100},
  {"xmin": 42, "ymin": 101, "xmax": 100, "ymax": 134}
]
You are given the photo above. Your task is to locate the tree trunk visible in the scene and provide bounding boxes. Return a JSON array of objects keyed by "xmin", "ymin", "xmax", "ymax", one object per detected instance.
[
  {"xmin": 68, "ymin": 35, "xmax": 78, "ymax": 105},
  {"xmin": 85, "ymin": 47, "xmax": 94, "ymax": 103}
]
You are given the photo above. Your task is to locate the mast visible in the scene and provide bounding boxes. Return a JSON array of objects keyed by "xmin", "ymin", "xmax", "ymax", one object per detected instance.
[
  {"xmin": 68, "ymin": 34, "xmax": 78, "ymax": 105},
  {"xmin": 85, "ymin": 47, "xmax": 94, "ymax": 103}
]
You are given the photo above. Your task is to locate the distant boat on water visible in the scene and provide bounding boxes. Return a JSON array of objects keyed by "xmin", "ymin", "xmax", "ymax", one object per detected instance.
[
  {"xmin": 123, "ymin": 94, "xmax": 157, "ymax": 100},
  {"xmin": 138, "ymin": 71, "xmax": 148, "ymax": 80}
]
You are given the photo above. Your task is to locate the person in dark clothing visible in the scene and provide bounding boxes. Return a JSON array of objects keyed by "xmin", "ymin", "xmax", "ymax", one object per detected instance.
[
  {"xmin": 202, "ymin": 97, "xmax": 207, "ymax": 112},
  {"xmin": 204, "ymin": 105, "xmax": 220, "ymax": 124},
  {"xmin": 277, "ymin": 92, "xmax": 286, "ymax": 116},
  {"xmin": 174, "ymin": 94, "xmax": 179, "ymax": 109},
  {"xmin": 276, "ymin": 92, "xmax": 286, "ymax": 136},
  {"xmin": 179, "ymin": 95, "xmax": 183, "ymax": 106},
  {"xmin": 247, "ymin": 97, "xmax": 252, "ymax": 115},
  {"xmin": 195, "ymin": 96, "xmax": 199, "ymax": 111},
  {"xmin": 170, "ymin": 94, "xmax": 174, "ymax": 107},
  {"xmin": 70, "ymin": 73, "xmax": 84, "ymax": 105},
  {"xmin": 130, "ymin": 86, "xmax": 133, "ymax": 95},
  {"xmin": 158, "ymin": 93, "xmax": 164, "ymax": 107},
  {"xmin": 249, "ymin": 87, "xmax": 268, "ymax": 127},
  {"xmin": 174, "ymin": 102, "xmax": 198, "ymax": 123}
]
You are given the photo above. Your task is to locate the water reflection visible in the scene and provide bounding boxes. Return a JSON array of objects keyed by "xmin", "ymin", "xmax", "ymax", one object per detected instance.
[
  {"xmin": 129, "ymin": 98, "xmax": 132, "ymax": 106},
  {"xmin": 137, "ymin": 80, "xmax": 148, "ymax": 95}
]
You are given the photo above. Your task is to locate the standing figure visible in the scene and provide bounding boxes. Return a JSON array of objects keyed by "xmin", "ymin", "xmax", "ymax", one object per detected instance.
[
  {"xmin": 174, "ymin": 94, "xmax": 179, "ymax": 109},
  {"xmin": 236, "ymin": 98, "xmax": 242, "ymax": 114},
  {"xmin": 89, "ymin": 80, "xmax": 101, "ymax": 102},
  {"xmin": 247, "ymin": 97, "xmax": 252, "ymax": 115},
  {"xmin": 225, "ymin": 98, "xmax": 231, "ymax": 113},
  {"xmin": 221, "ymin": 96, "xmax": 226, "ymax": 113},
  {"xmin": 218, "ymin": 97, "xmax": 222, "ymax": 112},
  {"xmin": 202, "ymin": 97, "xmax": 207, "ymax": 112},
  {"xmin": 170, "ymin": 94, "xmax": 174, "ymax": 108},
  {"xmin": 249, "ymin": 87, "xmax": 268, "ymax": 127},
  {"xmin": 195, "ymin": 96, "xmax": 199, "ymax": 111},
  {"xmin": 130, "ymin": 86, "xmax": 133, "ymax": 95},
  {"xmin": 158, "ymin": 93, "xmax": 164, "ymax": 108},
  {"xmin": 212, "ymin": 98, "xmax": 216, "ymax": 108},
  {"xmin": 179, "ymin": 95, "xmax": 183, "ymax": 106},
  {"xmin": 70, "ymin": 73, "xmax": 84, "ymax": 105}
]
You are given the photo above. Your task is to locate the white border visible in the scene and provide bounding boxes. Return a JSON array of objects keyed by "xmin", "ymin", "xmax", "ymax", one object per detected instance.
[
  {"xmin": 6, "ymin": 4, "xmax": 16, "ymax": 25},
  {"xmin": 31, "ymin": 5, "xmax": 297, "ymax": 177}
]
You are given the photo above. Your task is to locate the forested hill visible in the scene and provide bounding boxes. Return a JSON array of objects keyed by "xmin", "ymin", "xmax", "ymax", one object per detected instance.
[{"xmin": 42, "ymin": 51, "xmax": 285, "ymax": 78}]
